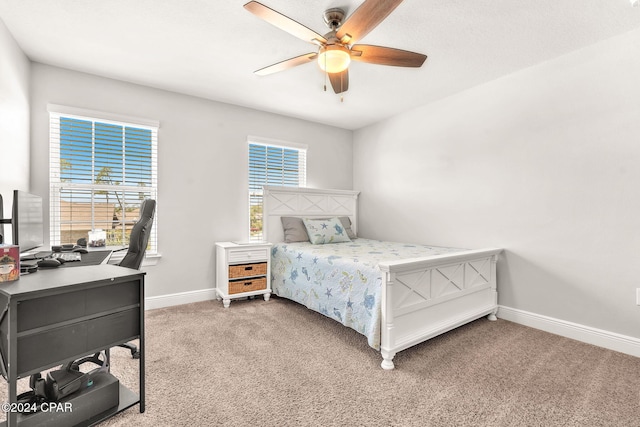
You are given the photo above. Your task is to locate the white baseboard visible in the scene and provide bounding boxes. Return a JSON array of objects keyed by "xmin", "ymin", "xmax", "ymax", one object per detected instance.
[
  {"xmin": 145, "ymin": 288, "xmax": 217, "ymax": 310},
  {"xmin": 143, "ymin": 295, "xmax": 640, "ymax": 358},
  {"xmin": 498, "ymin": 306, "xmax": 640, "ymax": 358}
]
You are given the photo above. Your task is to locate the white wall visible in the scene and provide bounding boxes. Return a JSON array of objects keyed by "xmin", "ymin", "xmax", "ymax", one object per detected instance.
[
  {"xmin": 29, "ymin": 63, "xmax": 353, "ymax": 299},
  {"xmin": 354, "ymin": 28, "xmax": 640, "ymax": 340},
  {"xmin": 0, "ymin": 17, "xmax": 30, "ymax": 241},
  {"xmin": 8, "ymin": 13, "xmax": 639, "ymax": 347}
]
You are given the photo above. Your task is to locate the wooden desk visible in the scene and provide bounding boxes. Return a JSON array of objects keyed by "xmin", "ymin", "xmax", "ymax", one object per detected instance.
[{"xmin": 0, "ymin": 265, "xmax": 145, "ymax": 426}]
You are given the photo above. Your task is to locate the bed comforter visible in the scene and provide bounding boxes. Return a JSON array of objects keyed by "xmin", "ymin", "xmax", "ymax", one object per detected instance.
[{"xmin": 270, "ymin": 238, "xmax": 464, "ymax": 349}]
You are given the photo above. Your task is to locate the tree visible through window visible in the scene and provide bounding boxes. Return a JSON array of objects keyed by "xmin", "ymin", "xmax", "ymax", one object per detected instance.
[
  {"xmin": 49, "ymin": 111, "xmax": 158, "ymax": 252},
  {"xmin": 248, "ymin": 141, "xmax": 306, "ymax": 241}
]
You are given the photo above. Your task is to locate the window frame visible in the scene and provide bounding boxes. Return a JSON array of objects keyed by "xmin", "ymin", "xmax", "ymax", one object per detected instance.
[
  {"xmin": 48, "ymin": 104, "xmax": 159, "ymax": 255},
  {"xmin": 248, "ymin": 136, "xmax": 307, "ymax": 241}
]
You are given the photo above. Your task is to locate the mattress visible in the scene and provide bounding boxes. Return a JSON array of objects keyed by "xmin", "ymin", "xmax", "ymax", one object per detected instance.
[{"xmin": 271, "ymin": 238, "xmax": 465, "ymax": 349}]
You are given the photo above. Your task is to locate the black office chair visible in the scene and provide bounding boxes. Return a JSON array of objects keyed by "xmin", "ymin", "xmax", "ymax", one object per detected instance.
[
  {"xmin": 117, "ymin": 198, "xmax": 156, "ymax": 358},
  {"xmin": 118, "ymin": 198, "xmax": 156, "ymax": 271}
]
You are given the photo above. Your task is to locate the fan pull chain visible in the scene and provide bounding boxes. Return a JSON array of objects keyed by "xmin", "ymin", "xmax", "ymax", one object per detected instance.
[
  {"xmin": 340, "ymin": 72, "xmax": 344, "ymax": 103},
  {"xmin": 323, "ymin": 55, "xmax": 327, "ymax": 92}
]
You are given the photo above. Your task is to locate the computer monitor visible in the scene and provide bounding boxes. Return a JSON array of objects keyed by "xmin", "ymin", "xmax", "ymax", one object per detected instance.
[
  {"xmin": 11, "ymin": 190, "xmax": 44, "ymax": 253},
  {"xmin": 0, "ymin": 194, "xmax": 6, "ymax": 244}
]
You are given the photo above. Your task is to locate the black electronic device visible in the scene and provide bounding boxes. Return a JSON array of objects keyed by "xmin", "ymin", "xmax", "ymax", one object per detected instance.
[
  {"xmin": 45, "ymin": 369, "xmax": 84, "ymax": 401},
  {"xmin": 20, "ymin": 262, "xmax": 38, "ymax": 274},
  {"xmin": 18, "ymin": 352, "xmax": 109, "ymax": 408},
  {"xmin": 37, "ymin": 258, "xmax": 62, "ymax": 268},
  {"xmin": 15, "ymin": 373, "xmax": 46, "ymax": 413},
  {"xmin": 57, "ymin": 244, "xmax": 88, "ymax": 253},
  {"xmin": 12, "ymin": 190, "xmax": 45, "ymax": 253},
  {"xmin": 15, "ymin": 352, "xmax": 117, "ymax": 426},
  {"xmin": 52, "ymin": 252, "xmax": 81, "ymax": 262},
  {"xmin": 46, "ymin": 351, "xmax": 109, "ymax": 401},
  {"xmin": 17, "ymin": 372, "xmax": 119, "ymax": 427}
]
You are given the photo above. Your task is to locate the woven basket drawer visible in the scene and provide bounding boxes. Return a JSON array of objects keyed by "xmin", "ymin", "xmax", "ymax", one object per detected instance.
[
  {"xmin": 228, "ymin": 277, "xmax": 267, "ymax": 294},
  {"xmin": 229, "ymin": 262, "xmax": 267, "ymax": 279}
]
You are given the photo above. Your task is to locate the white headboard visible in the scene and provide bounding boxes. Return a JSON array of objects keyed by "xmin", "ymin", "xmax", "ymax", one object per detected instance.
[{"xmin": 263, "ymin": 186, "xmax": 360, "ymax": 243}]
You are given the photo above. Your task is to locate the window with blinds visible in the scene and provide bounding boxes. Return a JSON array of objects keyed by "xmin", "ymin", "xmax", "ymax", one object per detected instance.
[
  {"xmin": 49, "ymin": 108, "xmax": 158, "ymax": 253},
  {"xmin": 249, "ymin": 140, "xmax": 307, "ymax": 241}
]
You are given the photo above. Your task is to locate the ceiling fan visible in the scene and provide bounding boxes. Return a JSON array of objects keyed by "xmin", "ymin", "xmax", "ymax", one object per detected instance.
[{"xmin": 244, "ymin": 0, "xmax": 427, "ymax": 95}]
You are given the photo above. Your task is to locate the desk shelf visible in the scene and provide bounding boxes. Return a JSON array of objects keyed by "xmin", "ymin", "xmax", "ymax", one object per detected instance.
[{"xmin": 78, "ymin": 385, "xmax": 140, "ymax": 427}]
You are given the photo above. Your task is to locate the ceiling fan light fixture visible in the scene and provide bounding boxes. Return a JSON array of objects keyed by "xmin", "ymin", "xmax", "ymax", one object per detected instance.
[{"xmin": 318, "ymin": 45, "xmax": 351, "ymax": 73}]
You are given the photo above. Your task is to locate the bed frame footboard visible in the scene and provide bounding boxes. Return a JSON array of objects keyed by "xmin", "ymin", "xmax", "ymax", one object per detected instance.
[{"xmin": 378, "ymin": 248, "xmax": 502, "ymax": 370}]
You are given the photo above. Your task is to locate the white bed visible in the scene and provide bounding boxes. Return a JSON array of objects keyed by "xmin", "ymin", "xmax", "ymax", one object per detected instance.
[{"xmin": 263, "ymin": 186, "xmax": 502, "ymax": 370}]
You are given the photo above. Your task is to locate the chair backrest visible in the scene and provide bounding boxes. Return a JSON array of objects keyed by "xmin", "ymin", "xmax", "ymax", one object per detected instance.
[{"xmin": 119, "ymin": 199, "xmax": 156, "ymax": 270}]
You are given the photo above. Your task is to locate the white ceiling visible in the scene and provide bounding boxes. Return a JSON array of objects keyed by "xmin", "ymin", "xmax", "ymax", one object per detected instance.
[{"xmin": 0, "ymin": 0, "xmax": 639, "ymax": 130}]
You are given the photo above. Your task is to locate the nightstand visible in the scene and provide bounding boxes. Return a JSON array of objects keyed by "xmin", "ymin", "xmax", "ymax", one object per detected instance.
[{"xmin": 215, "ymin": 241, "xmax": 272, "ymax": 308}]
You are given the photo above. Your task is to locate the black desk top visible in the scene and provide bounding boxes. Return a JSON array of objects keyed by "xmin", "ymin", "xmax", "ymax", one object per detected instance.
[
  {"xmin": 0, "ymin": 264, "xmax": 144, "ymax": 299},
  {"xmin": 65, "ymin": 249, "xmax": 113, "ymax": 266},
  {"xmin": 21, "ymin": 249, "xmax": 113, "ymax": 267}
]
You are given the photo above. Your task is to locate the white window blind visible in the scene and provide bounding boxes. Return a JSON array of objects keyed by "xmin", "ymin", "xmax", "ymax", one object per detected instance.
[
  {"xmin": 248, "ymin": 139, "xmax": 307, "ymax": 241},
  {"xmin": 49, "ymin": 108, "xmax": 158, "ymax": 253}
]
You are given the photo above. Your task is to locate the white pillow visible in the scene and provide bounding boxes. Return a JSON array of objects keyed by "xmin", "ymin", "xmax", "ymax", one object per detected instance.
[{"xmin": 302, "ymin": 217, "xmax": 352, "ymax": 245}]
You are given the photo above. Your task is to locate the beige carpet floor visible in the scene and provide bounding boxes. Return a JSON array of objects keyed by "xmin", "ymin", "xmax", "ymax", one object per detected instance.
[{"xmin": 4, "ymin": 296, "xmax": 639, "ymax": 426}]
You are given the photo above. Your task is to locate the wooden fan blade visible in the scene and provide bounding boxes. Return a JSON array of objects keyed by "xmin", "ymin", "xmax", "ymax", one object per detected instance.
[
  {"xmin": 254, "ymin": 53, "xmax": 318, "ymax": 76},
  {"xmin": 351, "ymin": 44, "xmax": 427, "ymax": 67},
  {"xmin": 328, "ymin": 69, "xmax": 349, "ymax": 94},
  {"xmin": 336, "ymin": 0, "xmax": 404, "ymax": 45},
  {"xmin": 244, "ymin": 1, "xmax": 327, "ymax": 45}
]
